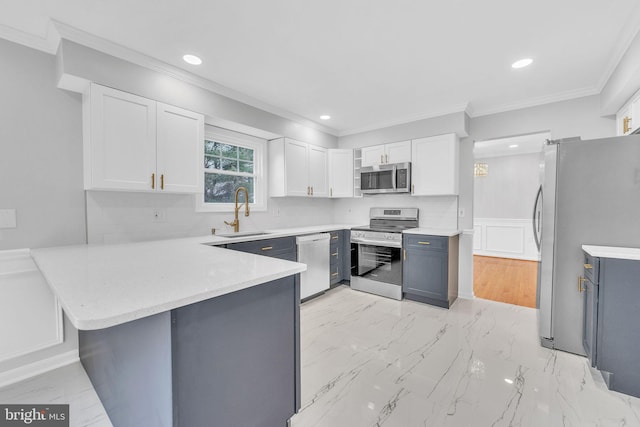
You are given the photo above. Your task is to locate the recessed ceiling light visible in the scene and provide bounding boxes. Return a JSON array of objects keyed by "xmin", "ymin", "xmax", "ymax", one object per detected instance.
[
  {"xmin": 320, "ymin": 115, "xmax": 331, "ymax": 120},
  {"xmin": 183, "ymin": 54, "xmax": 202, "ymax": 65},
  {"xmin": 512, "ymin": 58, "xmax": 533, "ymax": 69},
  {"xmin": 509, "ymin": 144, "xmax": 519, "ymax": 148}
]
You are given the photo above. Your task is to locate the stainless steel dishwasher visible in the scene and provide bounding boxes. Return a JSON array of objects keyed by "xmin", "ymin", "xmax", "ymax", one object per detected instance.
[{"xmin": 296, "ymin": 233, "xmax": 330, "ymax": 301}]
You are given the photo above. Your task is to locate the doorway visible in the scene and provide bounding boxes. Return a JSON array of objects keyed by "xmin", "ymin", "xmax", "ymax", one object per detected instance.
[{"xmin": 472, "ymin": 132, "xmax": 549, "ymax": 308}]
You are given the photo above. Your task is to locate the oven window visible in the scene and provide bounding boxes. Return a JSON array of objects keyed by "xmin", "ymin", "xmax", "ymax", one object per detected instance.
[
  {"xmin": 361, "ymin": 170, "xmax": 394, "ymax": 190},
  {"xmin": 352, "ymin": 243, "xmax": 402, "ymax": 286}
]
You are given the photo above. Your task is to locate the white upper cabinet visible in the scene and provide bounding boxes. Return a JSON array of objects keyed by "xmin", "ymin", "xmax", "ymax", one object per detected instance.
[
  {"xmin": 269, "ymin": 138, "xmax": 329, "ymax": 197},
  {"xmin": 361, "ymin": 145, "xmax": 386, "ymax": 167},
  {"xmin": 308, "ymin": 144, "xmax": 329, "ymax": 197},
  {"xmin": 156, "ymin": 103, "xmax": 204, "ymax": 193},
  {"xmin": 84, "ymin": 84, "xmax": 203, "ymax": 193},
  {"xmin": 615, "ymin": 90, "xmax": 640, "ymax": 136},
  {"xmin": 361, "ymin": 140, "xmax": 411, "ymax": 166},
  {"xmin": 411, "ymin": 133, "xmax": 459, "ymax": 196},
  {"xmin": 385, "ymin": 140, "xmax": 412, "ymax": 164},
  {"xmin": 328, "ymin": 149, "xmax": 354, "ymax": 198}
]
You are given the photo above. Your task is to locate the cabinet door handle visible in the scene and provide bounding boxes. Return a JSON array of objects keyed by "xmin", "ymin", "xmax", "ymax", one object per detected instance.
[
  {"xmin": 403, "ymin": 249, "xmax": 406, "ymax": 261},
  {"xmin": 261, "ymin": 246, "xmax": 273, "ymax": 251},
  {"xmin": 307, "ymin": 186, "xmax": 310, "ymax": 195},
  {"xmin": 161, "ymin": 174, "xmax": 165, "ymax": 190},
  {"xmin": 331, "ymin": 272, "xmax": 339, "ymax": 278},
  {"xmin": 623, "ymin": 116, "xmax": 632, "ymax": 134},
  {"xmin": 385, "ymin": 154, "xmax": 388, "ymax": 163},
  {"xmin": 331, "ymin": 252, "xmax": 339, "ymax": 256},
  {"xmin": 311, "ymin": 186, "xmax": 314, "ymax": 196},
  {"xmin": 411, "ymin": 184, "xmax": 415, "ymax": 194},
  {"xmin": 578, "ymin": 276, "xmax": 586, "ymax": 292},
  {"xmin": 331, "ymin": 235, "xmax": 339, "ymax": 240},
  {"xmin": 330, "ymin": 188, "xmax": 333, "ymax": 197},
  {"xmin": 418, "ymin": 241, "xmax": 431, "ymax": 245},
  {"xmin": 151, "ymin": 173, "xmax": 155, "ymax": 189},
  {"xmin": 584, "ymin": 263, "xmax": 593, "ymax": 269}
]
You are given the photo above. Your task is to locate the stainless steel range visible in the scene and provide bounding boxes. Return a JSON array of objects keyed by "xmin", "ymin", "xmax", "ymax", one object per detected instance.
[{"xmin": 350, "ymin": 208, "xmax": 419, "ymax": 300}]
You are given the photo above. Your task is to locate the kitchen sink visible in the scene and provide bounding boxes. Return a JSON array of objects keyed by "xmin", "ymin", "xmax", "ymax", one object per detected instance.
[{"xmin": 215, "ymin": 231, "xmax": 272, "ymax": 238}]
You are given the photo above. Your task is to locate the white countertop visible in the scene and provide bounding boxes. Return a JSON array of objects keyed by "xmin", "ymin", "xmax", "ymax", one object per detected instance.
[
  {"xmin": 403, "ymin": 228, "xmax": 462, "ymax": 237},
  {"xmin": 202, "ymin": 224, "xmax": 358, "ymax": 246},
  {"xmin": 582, "ymin": 245, "xmax": 640, "ymax": 261},
  {"xmin": 31, "ymin": 238, "xmax": 307, "ymax": 331}
]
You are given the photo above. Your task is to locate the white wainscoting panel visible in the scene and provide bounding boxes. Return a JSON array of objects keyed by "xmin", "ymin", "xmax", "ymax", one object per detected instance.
[
  {"xmin": 0, "ymin": 249, "xmax": 63, "ymax": 363},
  {"xmin": 473, "ymin": 218, "xmax": 540, "ymax": 261}
]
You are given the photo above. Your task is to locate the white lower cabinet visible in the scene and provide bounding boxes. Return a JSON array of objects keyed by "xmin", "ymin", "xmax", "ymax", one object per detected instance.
[
  {"xmin": 84, "ymin": 83, "xmax": 203, "ymax": 193},
  {"xmin": 328, "ymin": 149, "xmax": 354, "ymax": 198},
  {"xmin": 411, "ymin": 133, "xmax": 459, "ymax": 196},
  {"xmin": 269, "ymin": 138, "xmax": 328, "ymax": 197}
]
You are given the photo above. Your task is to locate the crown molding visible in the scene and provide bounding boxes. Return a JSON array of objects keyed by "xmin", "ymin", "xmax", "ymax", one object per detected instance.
[
  {"xmin": 0, "ymin": 22, "xmax": 59, "ymax": 54},
  {"xmin": 50, "ymin": 21, "xmax": 339, "ymax": 137},
  {"xmin": 338, "ymin": 103, "xmax": 470, "ymax": 137},
  {"xmin": 469, "ymin": 86, "xmax": 600, "ymax": 118}
]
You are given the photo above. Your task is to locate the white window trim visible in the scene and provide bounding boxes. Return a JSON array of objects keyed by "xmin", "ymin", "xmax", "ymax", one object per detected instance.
[{"xmin": 196, "ymin": 127, "xmax": 267, "ymax": 213}]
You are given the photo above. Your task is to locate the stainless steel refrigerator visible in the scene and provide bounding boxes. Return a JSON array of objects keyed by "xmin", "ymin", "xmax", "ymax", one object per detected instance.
[{"xmin": 536, "ymin": 135, "xmax": 640, "ymax": 355}]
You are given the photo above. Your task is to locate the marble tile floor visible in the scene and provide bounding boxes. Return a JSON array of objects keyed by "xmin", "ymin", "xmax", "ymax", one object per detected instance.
[
  {"xmin": 1, "ymin": 285, "xmax": 639, "ymax": 427},
  {"xmin": 0, "ymin": 362, "xmax": 112, "ymax": 427},
  {"xmin": 290, "ymin": 286, "xmax": 640, "ymax": 427}
]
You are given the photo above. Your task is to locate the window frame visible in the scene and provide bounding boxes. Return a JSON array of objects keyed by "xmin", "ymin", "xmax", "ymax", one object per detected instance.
[{"xmin": 196, "ymin": 128, "xmax": 267, "ymax": 213}]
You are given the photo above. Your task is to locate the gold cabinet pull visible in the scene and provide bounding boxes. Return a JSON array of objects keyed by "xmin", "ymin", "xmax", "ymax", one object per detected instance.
[
  {"xmin": 418, "ymin": 241, "xmax": 431, "ymax": 245},
  {"xmin": 161, "ymin": 174, "xmax": 165, "ymax": 190},
  {"xmin": 331, "ymin": 235, "xmax": 339, "ymax": 240},
  {"xmin": 261, "ymin": 246, "xmax": 273, "ymax": 251},
  {"xmin": 403, "ymin": 249, "xmax": 406, "ymax": 260},
  {"xmin": 380, "ymin": 154, "xmax": 384, "ymax": 164},
  {"xmin": 307, "ymin": 186, "xmax": 310, "ymax": 196},
  {"xmin": 311, "ymin": 186, "xmax": 314, "ymax": 196},
  {"xmin": 578, "ymin": 276, "xmax": 586, "ymax": 292},
  {"xmin": 623, "ymin": 116, "xmax": 632, "ymax": 134},
  {"xmin": 330, "ymin": 188, "xmax": 333, "ymax": 197},
  {"xmin": 331, "ymin": 252, "xmax": 339, "ymax": 256},
  {"xmin": 584, "ymin": 263, "xmax": 593, "ymax": 269},
  {"xmin": 331, "ymin": 272, "xmax": 339, "ymax": 278},
  {"xmin": 151, "ymin": 173, "xmax": 155, "ymax": 189},
  {"xmin": 385, "ymin": 154, "xmax": 388, "ymax": 163}
]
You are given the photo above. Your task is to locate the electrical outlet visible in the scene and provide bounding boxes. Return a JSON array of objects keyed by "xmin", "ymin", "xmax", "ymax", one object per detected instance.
[
  {"xmin": 458, "ymin": 208, "xmax": 465, "ymax": 218},
  {"xmin": 152, "ymin": 209, "xmax": 167, "ymax": 222},
  {"xmin": 273, "ymin": 208, "xmax": 280, "ymax": 217}
]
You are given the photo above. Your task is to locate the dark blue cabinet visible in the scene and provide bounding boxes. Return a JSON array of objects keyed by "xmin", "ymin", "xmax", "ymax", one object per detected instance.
[
  {"xmin": 226, "ymin": 236, "xmax": 297, "ymax": 261},
  {"xmin": 583, "ymin": 251, "xmax": 640, "ymax": 398},
  {"xmin": 329, "ymin": 230, "xmax": 350, "ymax": 286},
  {"xmin": 402, "ymin": 234, "xmax": 459, "ymax": 308}
]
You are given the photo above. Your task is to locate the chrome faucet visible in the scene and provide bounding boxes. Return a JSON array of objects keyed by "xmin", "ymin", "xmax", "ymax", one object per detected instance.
[{"xmin": 224, "ymin": 187, "xmax": 250, "ymax": 233}]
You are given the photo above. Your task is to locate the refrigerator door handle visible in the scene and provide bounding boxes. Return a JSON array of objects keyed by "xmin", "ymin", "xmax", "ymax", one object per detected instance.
[{"xmin": 533, "ymin": 185, "xmax": 543, "ymax": 251}]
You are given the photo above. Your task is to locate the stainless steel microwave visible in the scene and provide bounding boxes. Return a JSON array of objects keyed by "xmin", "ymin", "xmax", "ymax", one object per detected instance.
[{"xmin": 360, "ymin": 162, "xmax": 411, "ymax": 194}]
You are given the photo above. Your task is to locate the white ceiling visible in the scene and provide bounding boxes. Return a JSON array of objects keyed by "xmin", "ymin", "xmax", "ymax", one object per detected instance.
[{"xmin": 2, "ymin": 0, "xmax": 640, "ymax": 136}]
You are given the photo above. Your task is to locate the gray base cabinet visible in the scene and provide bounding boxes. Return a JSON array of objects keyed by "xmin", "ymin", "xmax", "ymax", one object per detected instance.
[
  {"xmin": 79, "ymin": 276, "xmax": 300, "ymax": 427},
  {"xmin": 329, "ymin": 230, "xmax": 350, "ymax": 286},
  {"xmin": 402, "ymin": 234, "xmax": 459, "ymax": 308},
  {"xmin": 225, "ymin": 236, "xmax": 297, "ymax": 261},
  {"xmin": 583, "ymin": 251, "xmax": 640, "ymax": 398}
]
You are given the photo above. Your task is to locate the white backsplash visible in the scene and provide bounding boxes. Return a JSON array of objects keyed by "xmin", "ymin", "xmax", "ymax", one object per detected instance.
[
  {"xmin": 86, "ymin": 191, "xmax": 335, "ymax": 244},
  {"xmin": 333, "ymin": 194, "xmax": 459, "ymax": 229}
]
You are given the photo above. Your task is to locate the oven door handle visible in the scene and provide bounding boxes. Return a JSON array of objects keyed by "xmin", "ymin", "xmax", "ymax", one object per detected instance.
[{"xmin": 350, "ymin": 238, "xmax": 402, "ymax": 248}]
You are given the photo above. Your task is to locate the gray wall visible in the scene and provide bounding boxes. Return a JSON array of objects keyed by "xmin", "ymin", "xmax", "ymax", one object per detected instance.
[
  {"xmin": 0, "ymin": 38, "xmax": 81, "ymax": 373},
  {"xmin": 339, "ymin": 111, "xmax": 469, "ymax": 148},
  {"xmin": 473, "ymin": 153, "xmax": 541, "ymax": 219},
  {"xmin": 58, "ymin": 40, "xmax": 338, "ymax": 149}
]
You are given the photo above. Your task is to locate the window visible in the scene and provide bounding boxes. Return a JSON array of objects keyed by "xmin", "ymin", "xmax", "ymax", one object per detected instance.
[{"xmin": 197, "ymin": 127, "xmax": 266, "ymax": 212}]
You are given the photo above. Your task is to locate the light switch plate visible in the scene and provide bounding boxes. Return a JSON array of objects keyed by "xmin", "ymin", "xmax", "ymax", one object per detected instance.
[{"xmin": 0, "ymin": 209, "xmax": 16, "ymax": 228}]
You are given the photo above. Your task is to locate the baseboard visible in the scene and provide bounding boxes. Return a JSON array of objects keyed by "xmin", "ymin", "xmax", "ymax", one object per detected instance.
[
  {"xmin": 457, "ymin": 291, "xmax": 475, "ymax": 300},
  {"xmin": 0, "ymin": 350, "xmax": 79, "ymax": 388}
]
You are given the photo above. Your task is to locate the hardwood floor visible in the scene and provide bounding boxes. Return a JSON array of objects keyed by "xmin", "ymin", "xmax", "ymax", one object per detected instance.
[{"xmin": 473, "ymin": 255, "xmax": 538, "ymax": 308}]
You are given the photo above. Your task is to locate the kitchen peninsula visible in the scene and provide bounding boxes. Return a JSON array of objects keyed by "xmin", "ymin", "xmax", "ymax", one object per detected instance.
[{"xmin": 31, "ymin": 236, "xmax": 307, "ymax": 427}]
